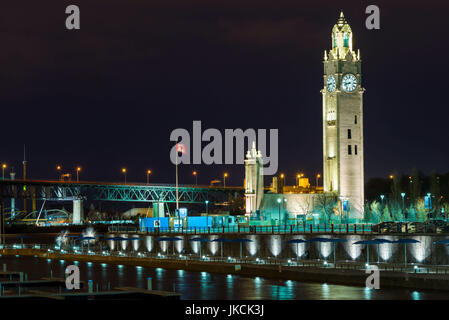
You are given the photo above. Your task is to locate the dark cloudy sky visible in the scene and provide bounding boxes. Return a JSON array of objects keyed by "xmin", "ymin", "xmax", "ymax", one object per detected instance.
[{"xmin": 0, "ymin": 0, "xmax": 448, "ymax": 186}]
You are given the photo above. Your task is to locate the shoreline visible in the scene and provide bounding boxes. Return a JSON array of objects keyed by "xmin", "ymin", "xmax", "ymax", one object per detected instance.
[{"xmin": 2, "ymin": 248, "xmax": 449, "ymax": 292}]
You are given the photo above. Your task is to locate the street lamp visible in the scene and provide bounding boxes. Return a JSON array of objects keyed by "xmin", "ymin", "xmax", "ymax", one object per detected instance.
[
  {"xmin": 205, "ymin": 200, "xmax": 209, "ymax": 219},
  {"xmin": 380, "ymin": 194, "xmax": 385, "ymax": 205},
  {"xmin": 296, "ymin": 174, "xmax": 300, "ymax": 186},
  {"xmin": 76, "ymin": 166, "xmax": 81, "ymax": 182},
  {"xmin": 277, "ymin": 198, "xmax": 282, "ymax": 225},
  {"xmin": 1, "ymin": 164, "xmax": 6, "ymax": 180},
  {"xmin": 316, "ymin": 174, "xmax": 321, "ymax": 188},
  {"xmin": 401, "ymin": 192, "xmax": 406, "ymax": 220},
  {"xmin": 56, "ymin": 165, "xmax": 62, "ymax": 180},
  {"xmin": 280, "ymin": 173, "xmax": 285, "ymax": 186},
  {"xmin": 193, "ymin": 170, "xmax": 198, "ymax": 186},
  {"xmin": 389, "ymin": 174, "xmax": 394, "ymax": 179},
  {"xmin": 122, "ymin": 168, "xmax": 127, "ymax": 183},
  {"xmin": 223, "ymin": 173, "xmax": 228, "ymax": 188},
  {"xmin": 146, "ymin": 170, "xmax": 151, "ymax": 184},
  {"xmin": 277, "ymin": 198, "xmax": 287, "ymax": 225}
]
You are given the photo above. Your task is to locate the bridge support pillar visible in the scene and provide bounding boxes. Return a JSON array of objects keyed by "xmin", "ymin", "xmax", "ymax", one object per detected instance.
[
  {"xmin": 73, "ymin": 199, "xmax": 84, "ymax": 224},
  {"xmin": 153, "ymin": 202, "xmax": 165, "ymax": 218},
  {"xmin": 9, "ymin": 173, "xmax": 15, "ymax": 220},
  {"xmin": 32, "ymin": 190, "xmax": 36, "ymax": 213}
]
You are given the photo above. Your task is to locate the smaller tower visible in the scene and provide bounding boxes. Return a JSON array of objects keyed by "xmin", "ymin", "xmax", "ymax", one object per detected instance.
[{"xmin": 244, "ymin": 141, "xmax": 264, "ymax": 215}]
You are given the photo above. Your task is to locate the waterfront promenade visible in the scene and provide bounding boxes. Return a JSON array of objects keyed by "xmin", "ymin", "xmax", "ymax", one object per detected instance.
[{"xmin": 2, "ymin": 243, "xmax": 449, "ymax": 292}]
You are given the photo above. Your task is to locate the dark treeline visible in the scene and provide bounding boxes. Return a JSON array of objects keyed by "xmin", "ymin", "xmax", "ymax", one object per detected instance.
[
  {"xmin": 365, "ymin": 169, "xmax": 449, "ymax": 202},
  {"xmin": 363, "ymin": 169, "xmax": 449, "ymax": 223}
]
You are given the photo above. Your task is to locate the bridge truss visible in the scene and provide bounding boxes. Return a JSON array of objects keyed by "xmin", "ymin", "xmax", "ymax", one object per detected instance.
[{"xmin": 0, "ymin": 180, "xmax": 242, "ymax": 204}]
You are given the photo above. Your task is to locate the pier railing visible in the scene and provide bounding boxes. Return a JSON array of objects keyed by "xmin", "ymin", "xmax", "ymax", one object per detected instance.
[
  {"xmin": 3, "ymin": 243, "xmax": 449, "ymax": 275},
  {"xmin": 136, "ymin": 223, "xmax": 374, "ymax": 235}
]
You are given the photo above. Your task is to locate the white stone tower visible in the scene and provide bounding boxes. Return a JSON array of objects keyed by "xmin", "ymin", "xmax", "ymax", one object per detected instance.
[
  {"xmin": 244, "ymin": 141, "xmax": 264, "ymax": 215},
  {"xmin": 321, "ymin": 12, "xmax": 365, "ymax": 219}
]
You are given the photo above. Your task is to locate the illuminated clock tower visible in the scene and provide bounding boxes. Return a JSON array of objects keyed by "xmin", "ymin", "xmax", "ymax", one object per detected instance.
[{"xmin": 321, "ymin": 12, "xmax": 364, "ymax": 219}]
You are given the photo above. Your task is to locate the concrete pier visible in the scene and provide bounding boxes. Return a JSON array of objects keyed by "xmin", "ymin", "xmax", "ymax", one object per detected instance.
[{"xmin": 2, "ymin": 248, "xmax": 449, "ymax": 292}]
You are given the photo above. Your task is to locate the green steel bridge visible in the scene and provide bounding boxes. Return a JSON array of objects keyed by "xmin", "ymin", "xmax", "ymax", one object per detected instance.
[{"xmin": 0, "ymin": 179, "xmax": 243, "ymax": 203}]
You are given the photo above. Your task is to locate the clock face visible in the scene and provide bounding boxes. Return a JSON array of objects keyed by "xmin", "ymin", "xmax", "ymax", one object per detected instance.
[
  {"xmin": 327, "ymin": 75, "xmax": 336, "ymax": 92},
  {"xmin": 341, "ymin": 74, "xmax": 357, "ymax": 92}
]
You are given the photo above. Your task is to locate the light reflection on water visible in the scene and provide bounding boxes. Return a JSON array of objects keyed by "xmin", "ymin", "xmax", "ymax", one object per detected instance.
[
  {"xmin": 322, "ymin": 283, "xmax": 329, "ymax": 299},
  {"xmin": 1, "ymin": 256, "xmax": 447, "ymax": 300}
]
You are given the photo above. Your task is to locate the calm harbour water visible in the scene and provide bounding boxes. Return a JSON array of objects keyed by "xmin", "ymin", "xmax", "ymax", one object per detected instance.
[{"xmin": 0, "ymin": 255, "xmax": 448, "ymax": 300}]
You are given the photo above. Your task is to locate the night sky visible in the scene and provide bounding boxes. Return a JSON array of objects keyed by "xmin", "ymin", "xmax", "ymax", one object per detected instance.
[{"xmin": 1, "ymin": 0, "xmax": 448, "ymax": 186}]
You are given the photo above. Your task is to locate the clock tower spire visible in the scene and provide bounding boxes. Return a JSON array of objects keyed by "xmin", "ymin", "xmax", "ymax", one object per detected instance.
[{"xmin": 321, "ymin": 13, "xmax": 365, "ymax": 221}]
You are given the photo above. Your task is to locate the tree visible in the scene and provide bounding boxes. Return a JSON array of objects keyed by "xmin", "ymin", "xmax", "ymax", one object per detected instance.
[
  {"xmin": 369, "ymin": 200, "xmax": 382, "ymax": 223},
  {"xmin": 430, "ymin": 171, "xmax": 441, "ymax": 198},
  {"xmin": 298, "ymin": 196, "xmax": 312, "ymax": 224},
  {"xmin": 389, "ymin": 200, "xmax": 403, "ymax": 221},
  {"xmin": 391, "ymin": 172, "xmax": 402, "ymax": 203},
  {"xmin": 407, "ymin": 204, "xmax": 417, "ymax": 222},
  {"xmin": 409, "ymin": 168, "xmax": 422, "ymax": 201},
  {"xmin": 315, "ymin": 193, "xmax": 338, "ymax": 224},
  {"xmin": 415, "ymin": 199, "xmax": 427, "ymax": 222},
  {"xmin": 381, "ymin": 205, "xmax": 392, "ymax": 222},
  {"xmin": 442, "ymin": 202, "xmax": 449, "ymax": 220}
]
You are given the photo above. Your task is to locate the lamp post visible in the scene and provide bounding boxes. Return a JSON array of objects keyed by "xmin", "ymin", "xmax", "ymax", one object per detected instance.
[
  {"xmin": 205, "ymin": 200, "xmax": 209, "ymax": 224},
  {"xmin": 2, "ymin": 164, "xmax": 6, "ymax": 180},
  {"xmin": 175, "ymin": 143, "xmax": 185, "ymax": 212},
  {"xmin": 122, "ymin": 168, "xmax": 127, "ymax": 183},
  {"xmin": 56, "ymin": 165, "xmax": 62, "ymax": 181},
  {"xmin": 280, "ymin": 173, "xmax": 285, "ymax": 186},
  {"xmin": 193, "ymin": 171, "xmax": 198, "ymax": 186},
  {"xmin": 380, "ymin": 194, "xmax": 385, "ymax": 205},
  {"xmin": 316, "ymin": 174, "xmax": 321, "ymax": 188},
  {"xmin": 76, "ymin": 166, "xmax": 81, "ymax": 182},
  {"xmin": 284, "ymin": 198, "xmax": 287, "ymax": 225},
  {"xmin": 223, "ymin": 173, "xmax": 228, "ymax": 188},
  {"xmin": 146, "ymin": 170, "xmax": 151, "ymax": 184},
  {"xmin": 401, "ymin": 192, "xmax": 406, "ymax": 220},
  {"xmin": 277, "ymin": 198, "xmax": 281, "ymax": 225}
]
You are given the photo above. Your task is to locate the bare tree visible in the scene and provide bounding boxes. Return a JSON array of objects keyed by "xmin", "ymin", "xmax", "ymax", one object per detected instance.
[{"xmin": 315, "ymin": 193, "xmax": 338, "ymax": 224}]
